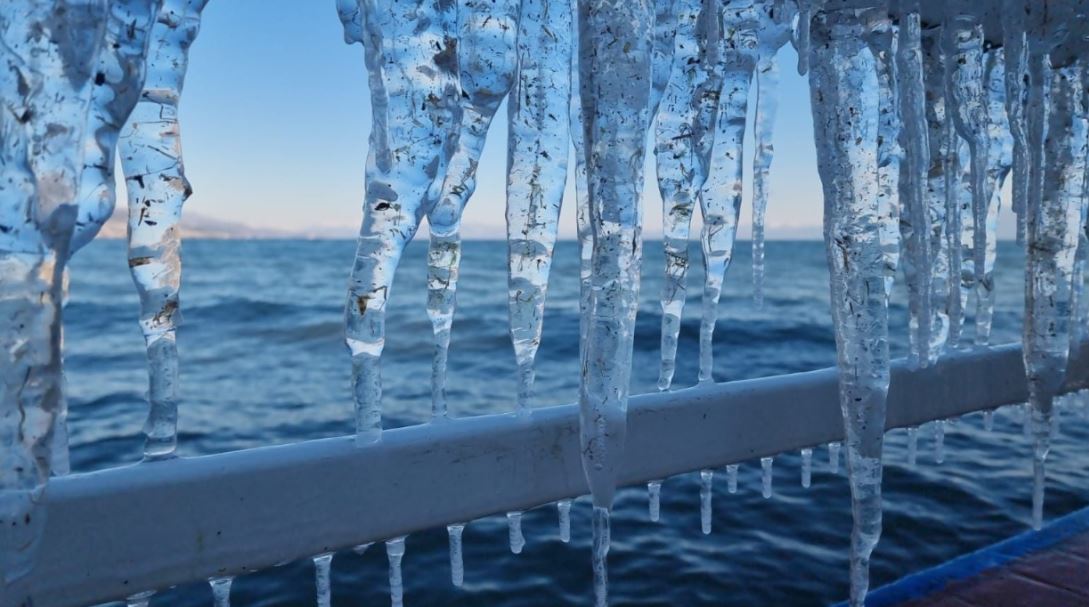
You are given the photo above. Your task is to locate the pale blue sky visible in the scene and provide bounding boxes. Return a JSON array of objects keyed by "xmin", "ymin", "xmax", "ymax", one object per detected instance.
[{"xmin": 167, "ymin": 1, "xmax": 1014, "ymax": 240}]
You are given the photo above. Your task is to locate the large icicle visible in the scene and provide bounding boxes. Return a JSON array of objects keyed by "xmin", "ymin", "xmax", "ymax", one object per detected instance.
[
  {"xmin": 118, "ymin": 0, "xmax": 210, "ymax": 461},
  {"xmin": 505, "ymin": 0, "xmax": 571, "ymax": 412},
  {"xmin": 977, "ymin": 48, "xmax": 1014, "ymax": 346},
  {"xmin": 52, "ymin": 0, "xmax": 162, "ymax": 476},
  {"xmin": 895, "ymin": 0, "xmax": 933, "ymax": 366},
  {"xmin": 697, "ymin": 1, "xmax": 759, "ymax": 383},
  {"xmin": 343, "ymin": 0, "xmax": 459, "ymax": 443},
  {"xmin": 0, "ymin": 1, "xmax": 106, "ymax": 597},
  {"xmin": 427, "ymin": 0, "xmax": 520, "ymax": 420},
  {"xmin": 576, "ymin": 0, "xmax": 654, "ymax": 604},
  {"xmin": 1022, "ymin": 7, "xmax": 1087, "ymax": 528},
  {"xmin": 808, "ymin": 5, "xmax": 894, "ymax": 605},
  {"xmin": 751, "ymin": 1, "xmax": 795, "ymax": 308},
  {"xmin": 654, "ymin": 0, "xmax": 715, "ymax": 390}
]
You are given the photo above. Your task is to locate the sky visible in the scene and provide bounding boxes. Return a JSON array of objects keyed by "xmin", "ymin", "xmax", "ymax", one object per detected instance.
[{"xmin": 166, "ymin": 1, "xmax": 1016, "ymax": 240}]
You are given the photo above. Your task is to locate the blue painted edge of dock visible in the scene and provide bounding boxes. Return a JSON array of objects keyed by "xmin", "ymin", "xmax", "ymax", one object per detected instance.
[{"xmin": 829, "ymin": 505, "xmax": 1089, "ymax": 607}]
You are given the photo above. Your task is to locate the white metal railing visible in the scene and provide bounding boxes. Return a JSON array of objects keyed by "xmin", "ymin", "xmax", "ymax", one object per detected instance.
[{"xmin": 16, "ymin": 340, "xmax": 1089, "ymax": 607}]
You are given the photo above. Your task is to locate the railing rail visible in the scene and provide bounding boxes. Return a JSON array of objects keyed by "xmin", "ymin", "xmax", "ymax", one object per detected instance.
[{"xmin": 20, "ymin": 341, "xmax": 1089, "ymax": 607}]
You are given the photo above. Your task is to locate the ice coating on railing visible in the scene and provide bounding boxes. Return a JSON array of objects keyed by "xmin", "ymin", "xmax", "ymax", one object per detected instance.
[
  {"xmin": 118, "ymin": 0, "xmax": 209, "ymax": 461},
  {"xmin": 505, "ymin": 0, "xmax": 571, "ymax": 412},
  {"xmin": 697, "ymin": 0, "xmax": 760, "ymax": 383},
  {"xmin": 0, "ymin": 0, "xmax": 105, "ymax": 595},
  {"xmin": 808, "ymin": 5, "xmax": 892, "ymax": 605},
  {"xmin": 427, "ymin": 0, "xmax": 519, "ymax": 421},
  {"xmin": 575, "ymin": 0, "xmax": 653, "ymax": 603},
  {"xmin": 751, "ymin": 1, "xmax": 795, "ymax": 308},
  {"xmin": 344, "ymin": 0, "xmax": 459, "ymax": 443},
  {"xmin": 654, "ymin": 0, "xmax": 713, "ymax": 391},
  {"xmin": 1021, "ymin": 2, "xmax": 1088, "ymax": 528}
]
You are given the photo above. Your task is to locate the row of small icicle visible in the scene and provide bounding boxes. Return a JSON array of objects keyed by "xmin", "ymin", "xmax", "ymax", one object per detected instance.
[{"xmin": 3, "ymin": 0, "xmax": 1089, "ymax": 606}]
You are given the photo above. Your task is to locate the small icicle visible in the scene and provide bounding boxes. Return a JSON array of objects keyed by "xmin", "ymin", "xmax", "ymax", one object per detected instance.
[
  {"xmin": 209, "ymin": 576, "xmax": 232, "ymax": 607},
  {"xmin": 647, "ymin": 481, "xmax": 662, "ymax": 523},
  {"xmin": 934, "ymin": 421, "xmax": 946, "ymax": 464},
  {"xmin": 699, "ymin": 469, "xmax": 713, "ymax": 535},
  {"xmin": 507, "ymin": 511, "xmax": 525, "ymax": 555},
  {"xmin": 557, "ymin": 500, "xmax": 572, "ymax": 542},
  {"xmin": 801, "ymin": 448, "xmax": 813, "ymax": 488},
  {"xmin": 447, "ymin": 523, "xmax": 465, "ymax": 587},
  {"xmin": 386, "ymin": 537, "xmax": 406, "ymax": 607},
  {"xmin": 592, "ymin": 507, "xmax": 611, "ymax": 607},
  {"xmin": 127, "ymin": 591, "xmax": 155, "ymax": 607},
  {"xmin": 761, "ymin": 457, "xmax": 774, "ymax": 499},
  {"xmin": 983, "ymin": 410, "xmax": 995, "ymax": 431},
  {"xmin": 726, "ymin": 464, "xmax": 739, "ymax": 494},
  {"xmin": 353, "ymin": 542, "xmax": 373, "ymax": 556},
  {"xmin": 828, "ymin": 442, "xmax": 841, "ymax": 474},
  {"xmin": 907, "ymin": 427, "xmax": 918, "ymax": 467},
  {"xmin": 313, "ymin": 552, "xmax": 333, "ymax": 607}
]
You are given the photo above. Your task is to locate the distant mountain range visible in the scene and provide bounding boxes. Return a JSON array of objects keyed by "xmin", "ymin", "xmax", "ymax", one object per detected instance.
[{"xmin": 96, "ymin": 208, "xmax": 355, "ymax": 240}]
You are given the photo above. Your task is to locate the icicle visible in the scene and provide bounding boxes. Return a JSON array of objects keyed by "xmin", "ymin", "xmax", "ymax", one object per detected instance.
[
  {"xmin": 1022, "ymin": 9, "xmax": 1088, "ymax": 527},
  {"xmin": 760, "ymin": 456, "xmax": 773, "ymax": 498},
  {"xmin": 922, "ymin": 26, "xmax": 952, "ymax": 362},
  {"xmin": 946, "ymin": 136, "xmax": 974, "ymax": 349},
  {"xmin": 649, "ymin": 0, "xmax": 679, "ymax": 122},
  {"xmin": 726, "ymin": 464, "xmax": 739, "ymax": 493},
  {"xmin": 699, "ymin": 469, "xmax": 713, "ymax": 534},
  {"xmin": 591, "ymin": 506, "xmax": 610, "ymax": 607},
  {"xmin": 895, "ymin": 1, "xmax": 933, "ymax": 367},
  {"xmin": 447, "ymin": 523, "xmax": 465, "ymax": 587},
  {"xmin": 801, "ymin": 448, "xmax": 813, "ymax": 488},
  {"xmin": 117, "ymin": 0, "xmax": 209, "ymax": 461},
  {"xmin": 209, "ymin": 576, "xmax": 233, "ymax": 607},
  {"xmin": 1001, "ymin": 0, "xmax": 1029, "ymax": 246},
  {"xmin": 335, "ymin": 0, "xmax": 363, "ymax": 45},
  {"xmin": 0, "ymin": 1, "xmax": 106, "ymax": 594},
  {"xmin": 933, "ymin": 420, "xmax": 946, "ymax": 464},
  {"xmin": 828, "ymin": 441, "xmax": 841, "ymax": 474},
  {"xmin": 647, "ymin": 481, "xmax": 662, "ymax": 522},
  {"xmin": 505, "ymin": 0, "xmax": 571, "ymax": 412},
  {"xmin": 507, "ymin": 511, "xmax": 525, "ymax": 555},
  {"xmin": 907, "ymin": 427, "xmax": 918, "ymax": 467},
  {"xmin": 655, "ymin": 0, "xmax": 714, "ymax": 390},
  {"xmin": 353, "ymin": 542, "xmax": 373, "ymax": 556},
  {"xmin": 313, "ymin": 553, "xmax": 333, "ymax": 607},
  {"xmin": 793, "ymin": 0, "xmax": 813, "ymax": 76},
  {"xmin": 127, "ymin": 590, "xmax": 156, "ymax": 607},
  {"xmin": 344, "ymin": 0, "xmax": 459, "ymax": 442},
  {"xmin": 808, "ymin": 7, "xmax": 894, "ymax": 605},
  {"xmin": 570, "ymin": 0, "xmax": 592, "ymax": 368},
  {"xmin": 983, "ymin": 410, "xmax": 995, "ymax": 431},
  {"xmin": 944, "ymin": 2, "xmax": 988, "ymax": 351},
  {"xmin": 427, "ymin": 0, "xmax": 520, "ymax": 421},
  {"xmin": 697, "ymin": 1, "xmax": 760, "ymax": 382},
  {"xmin": 557, "ymin": 500, "xmax": 572, "ymax": 542},
  {"xmin": 386, "ymin": 537, "xmax": 406, "ymax": 607},
  {"xmin": 751, "ymin": 2, "xmax": 795, "ymax": 307},
  {"xmin": 576, "ymin": 3, "xmax": 654, "ymax": 603},
  {"xmin": 977, "ymin": 49, "xmax": 1015, "ymax": 346}
]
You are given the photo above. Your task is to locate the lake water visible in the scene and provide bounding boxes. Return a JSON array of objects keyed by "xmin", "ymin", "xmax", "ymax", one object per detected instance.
[{"xmin": 65, "ymin": 239, "xmax": 1089, "ymax": 606}]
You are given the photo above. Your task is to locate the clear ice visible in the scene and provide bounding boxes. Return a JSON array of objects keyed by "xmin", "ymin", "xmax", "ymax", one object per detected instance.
[
  {"xmin": 760, "ymin": 456, "xmax": 773, "ymax": 498},
  {"xmin": 575, "ymin": 1, "xmax": 654, "ymax": 604},
  {"xmin": 343, "ymin": 0, "xmax": 460, "ymax": 443},
  {"xmin": 506, "ymin": 0, "xmax": 571, "ymax": 412},
  {"xmin": 808, "ymin": 5, "xmax": 895, "ymax": 605},
  {"xmin": 0, "ymin": 0, "xmax": 106, "ymax": 595},
  {"xmin": 313, "ymin": 552, "xmax": 333, "ymax": 607},
  {"xmin": 427, "ymin": 0, "xmax": 520, "ymax": 420},
  {"xmin": 447, "ymin": 523, "xmax": 465, "ymax": 587}
]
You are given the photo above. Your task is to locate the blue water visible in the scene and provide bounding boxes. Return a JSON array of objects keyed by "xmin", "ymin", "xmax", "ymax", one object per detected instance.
[{"xmin": 65, "ymin": 239, "xmax": 1089, "ymax": 606}]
